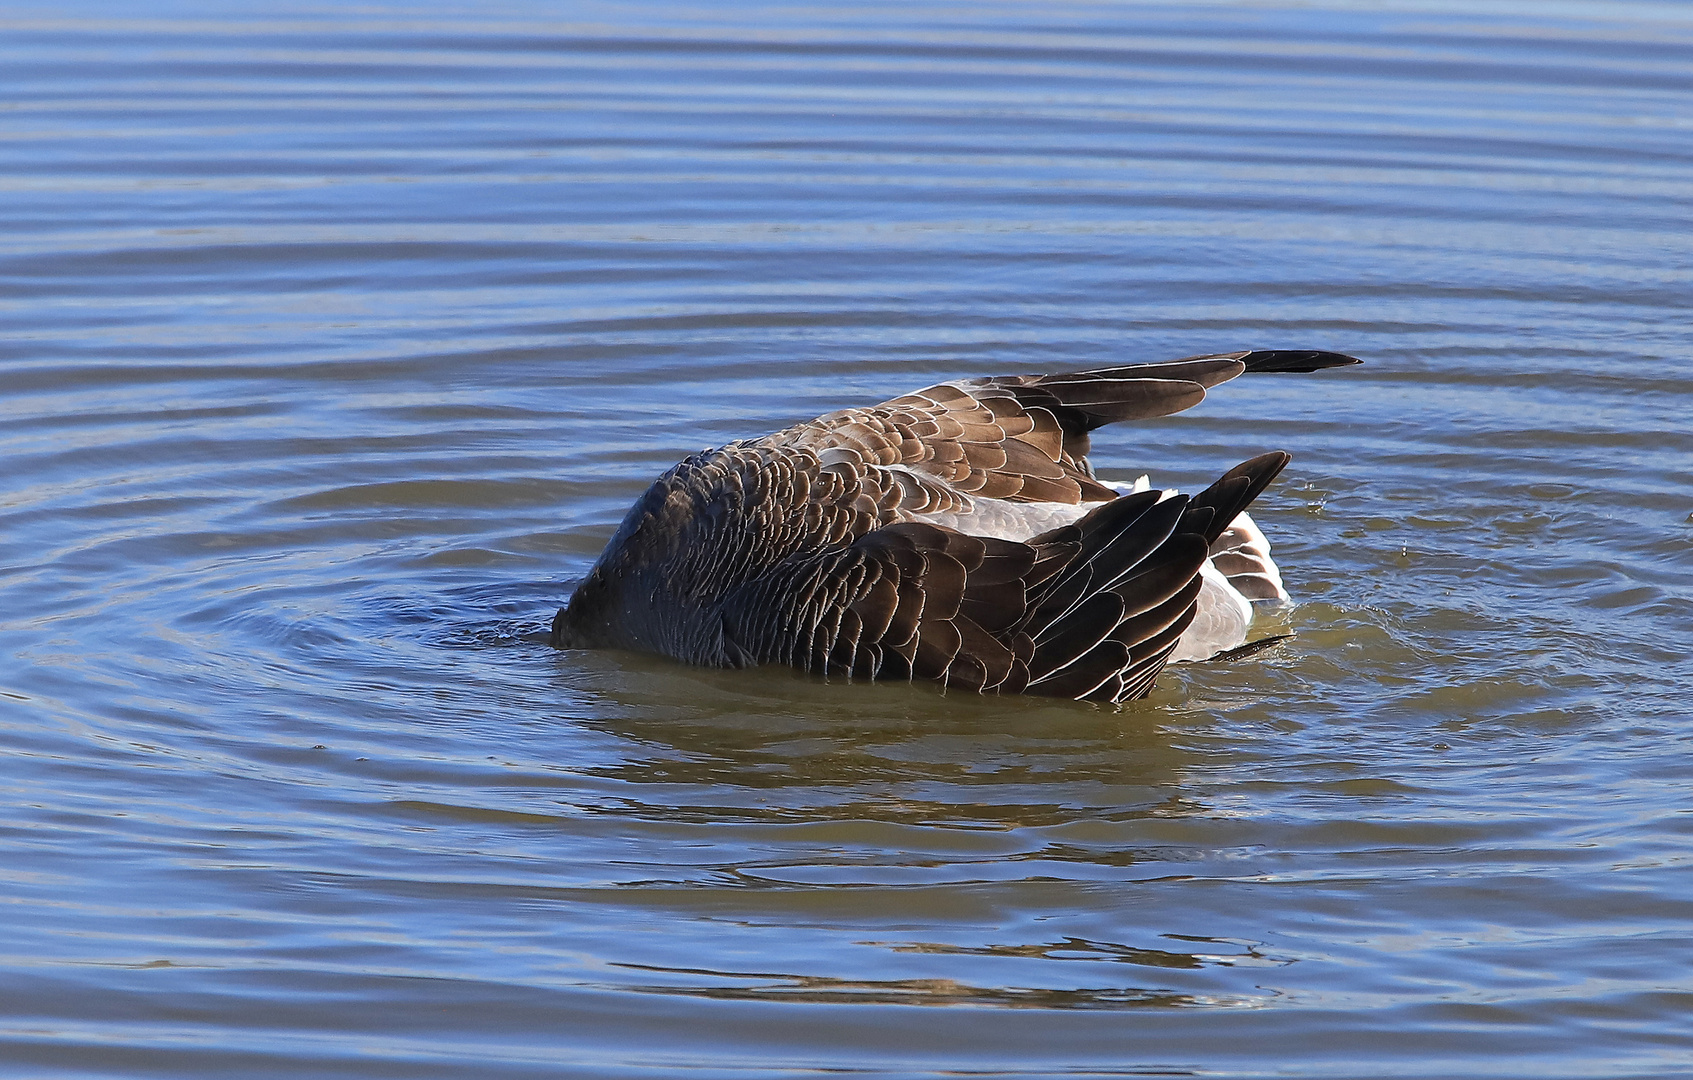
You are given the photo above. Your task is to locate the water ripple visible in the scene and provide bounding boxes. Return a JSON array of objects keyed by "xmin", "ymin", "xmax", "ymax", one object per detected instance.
[{"xmin": 3, "ymin": 1, "xmax": 1692, "ymax": 1077}]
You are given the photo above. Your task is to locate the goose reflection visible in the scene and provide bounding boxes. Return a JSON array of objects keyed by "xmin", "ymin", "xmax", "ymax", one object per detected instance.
[{"xmin": 554, "ymin": 649, "xmax": 1212, "ymax": 837}]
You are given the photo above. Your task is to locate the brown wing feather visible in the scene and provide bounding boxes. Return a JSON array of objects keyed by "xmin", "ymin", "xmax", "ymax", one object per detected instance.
[{"xmin": 768, "ymin": 354, "xmax": 1308, "ymax": 512}]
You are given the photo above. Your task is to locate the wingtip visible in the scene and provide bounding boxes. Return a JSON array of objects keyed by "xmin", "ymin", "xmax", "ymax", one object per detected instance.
[
  {"xmin": 1239, "ymin": 349, "xmax": 1363, "ymax": 373},
  {"xmin": 1199, "ymin": 633, "xmax": 1293, "ymax": 663}
]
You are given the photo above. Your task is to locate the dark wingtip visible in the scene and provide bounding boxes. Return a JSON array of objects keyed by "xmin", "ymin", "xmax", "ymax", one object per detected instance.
[
  {"xmin": 1186, "ymin": 451, "xmax": 1292, "ymax": 545},
  {"xmin": 1198, "ymin": 634, "xmax": 1293, "ymax": 663},
  {"xmin": 1239, "ymin": 350, "xmax": 1363, "ymax": 373}
]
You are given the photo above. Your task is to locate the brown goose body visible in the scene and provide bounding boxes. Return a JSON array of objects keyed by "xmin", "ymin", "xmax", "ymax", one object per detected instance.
[{"xmin": 552, "ymin": 349, "xmax": 1360, "ymax": 702}]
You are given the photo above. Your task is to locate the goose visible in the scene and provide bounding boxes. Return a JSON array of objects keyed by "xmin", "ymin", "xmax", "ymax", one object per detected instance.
[{"xmin": 552, "ymin": 349, "xmax": 1360, "ymax": 702}]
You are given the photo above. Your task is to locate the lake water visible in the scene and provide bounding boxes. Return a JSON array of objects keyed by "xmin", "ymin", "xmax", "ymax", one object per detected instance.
[{"xmin": 3, "ymin": 1, "xmax": 1691, "ymax": 1076}]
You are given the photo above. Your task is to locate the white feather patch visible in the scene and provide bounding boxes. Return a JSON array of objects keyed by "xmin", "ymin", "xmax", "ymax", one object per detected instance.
[
  {"xmin": 1169, "ymin": 561, "xmax": 1254, "ymax": 662},
  {"xmin": 911, "ymin": 476, "xmax": 1287, "ymax": 663}
]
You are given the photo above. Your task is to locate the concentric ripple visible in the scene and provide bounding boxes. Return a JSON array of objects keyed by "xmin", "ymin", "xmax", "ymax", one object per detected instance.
[{"xmin": 1, "ymin": 2, "xmax": 1691, "ymax": 1078}]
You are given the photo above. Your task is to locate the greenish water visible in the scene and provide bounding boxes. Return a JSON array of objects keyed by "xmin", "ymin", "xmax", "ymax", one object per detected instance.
[{"xmin": 2, "ymin": 2, "xmax": 1691, "ymax": 1077}]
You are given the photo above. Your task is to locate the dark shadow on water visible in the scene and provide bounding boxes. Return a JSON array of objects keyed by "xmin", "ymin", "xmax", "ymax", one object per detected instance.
[
  {"xmin": 869, "ymin": 934, "xmax": 1292, "ymax": 971},
  {"xmin": 607, "ymin": 960, "xmax": 1255, "ymax": 1010}
]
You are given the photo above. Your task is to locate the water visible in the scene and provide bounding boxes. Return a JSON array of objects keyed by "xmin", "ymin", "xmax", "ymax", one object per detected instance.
[{"xmin": 2, "ymin": 1, "xmax": 1691, "ymax": 1076}]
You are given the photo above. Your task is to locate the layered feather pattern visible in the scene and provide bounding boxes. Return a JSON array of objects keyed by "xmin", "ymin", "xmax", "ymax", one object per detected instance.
[{"xmin": 553, "ymin": 349, "xmax": 1360, "ymax": 701}]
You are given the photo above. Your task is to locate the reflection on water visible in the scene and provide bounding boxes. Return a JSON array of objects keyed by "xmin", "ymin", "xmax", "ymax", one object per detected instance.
[
  {"xmin": 613, "ymin": 958, "xmax": 1258, "ymax": 1009},
  {"xmin": 3, "ymin": 0, "xmax": 1693, "ymax": 1076}
]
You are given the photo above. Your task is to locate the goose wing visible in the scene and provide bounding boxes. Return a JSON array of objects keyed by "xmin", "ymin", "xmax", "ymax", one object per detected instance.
[
  {"xmin": 766, "ymin": 349, "xmax": 1357, "ymax": 517},
  {"xmin": 710, "ymin": 451, "xmax": 1291, "ymax": 702}
]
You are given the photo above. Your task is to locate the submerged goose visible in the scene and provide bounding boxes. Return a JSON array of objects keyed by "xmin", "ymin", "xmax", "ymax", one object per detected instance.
[{"xmin": 552, "ymin": 349, "xmax": 1360, "ymax": 702}]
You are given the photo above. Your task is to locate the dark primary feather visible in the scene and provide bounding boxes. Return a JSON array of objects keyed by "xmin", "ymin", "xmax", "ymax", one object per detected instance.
[{"xmin": 552, "ymin": 349, "xmax": 1359, "ymax": 701}]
